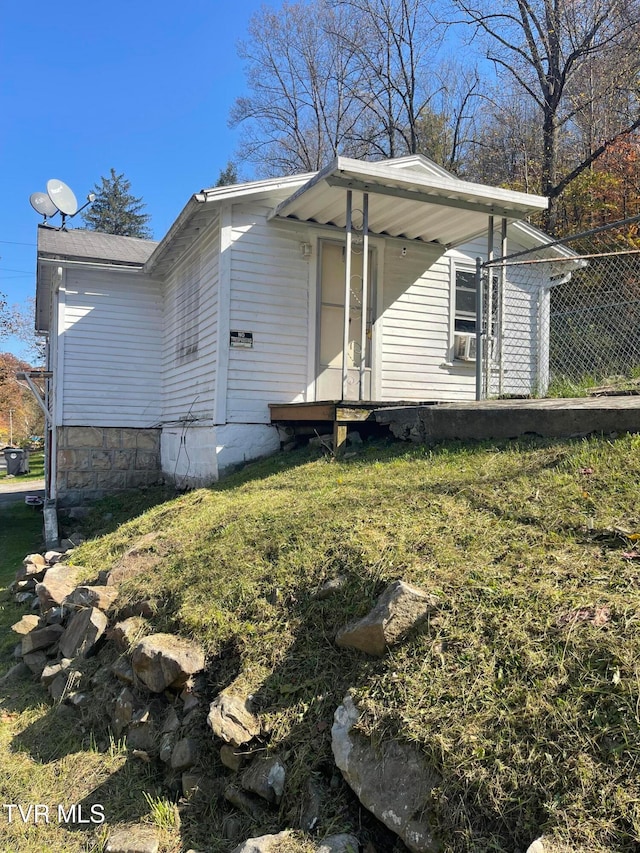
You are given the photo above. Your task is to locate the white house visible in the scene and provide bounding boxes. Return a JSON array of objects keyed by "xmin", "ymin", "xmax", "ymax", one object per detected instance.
[{"xmin": 34, "ymin": 154, "xmax": 569, "ymax": 506}]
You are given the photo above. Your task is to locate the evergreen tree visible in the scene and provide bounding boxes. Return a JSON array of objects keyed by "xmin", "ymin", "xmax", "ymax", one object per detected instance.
[
  {"xmin": 82, "ymin": 168, "xmax": 152, "ymax": 238},
  {"xmin": 215, "ymin": 161, "xmax": 239, "ymax": 186}
]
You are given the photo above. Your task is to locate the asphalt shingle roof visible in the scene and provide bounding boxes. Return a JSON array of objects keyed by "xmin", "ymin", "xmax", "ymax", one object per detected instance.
[{"xmin": 37, "ymin": 225, "xmax": 158, "ymax": 265}]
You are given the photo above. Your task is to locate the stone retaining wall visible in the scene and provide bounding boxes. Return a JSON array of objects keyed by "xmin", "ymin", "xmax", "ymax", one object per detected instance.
[{"xmin": 56, "ymin": 426, "xmax": 162, "ymax": 506}]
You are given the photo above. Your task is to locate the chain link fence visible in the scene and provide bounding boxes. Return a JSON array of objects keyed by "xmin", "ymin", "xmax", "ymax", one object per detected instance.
[{"xmin": 480, "ymin": 218, "xmax": 640, "ymax": 398}]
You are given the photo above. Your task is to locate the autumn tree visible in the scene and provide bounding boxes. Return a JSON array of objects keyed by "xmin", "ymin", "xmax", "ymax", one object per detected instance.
[
  {"xmin": 0, "ymin": 353, "xmax": 43, "ymax": 446},
  {"xmin": 451, "ymin": 0, "xmax": 640, "ymax": 231},
  {"xmin": 557, "ymin": 135, "xmax": 640, "ymax": 236},
  {"xmin": 82, "ymin": 169, "xmax": 152, "ymax": 238}
]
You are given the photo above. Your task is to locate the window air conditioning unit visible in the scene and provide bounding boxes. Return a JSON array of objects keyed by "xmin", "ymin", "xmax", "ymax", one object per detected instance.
[{"xmin": 454, "ymin": 332, "xmax": 477, "ymax": 362}]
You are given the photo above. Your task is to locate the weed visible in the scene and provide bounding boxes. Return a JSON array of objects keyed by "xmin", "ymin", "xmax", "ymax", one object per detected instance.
[{"xmin": 142, "ymin": 791, "xmax": 178, "ymax": 830}]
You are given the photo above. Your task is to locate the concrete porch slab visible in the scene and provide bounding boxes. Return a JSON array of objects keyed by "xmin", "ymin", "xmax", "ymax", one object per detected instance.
[{"xmin": 374, "ymin": 396, "xmax": 640, "ymax": 443}]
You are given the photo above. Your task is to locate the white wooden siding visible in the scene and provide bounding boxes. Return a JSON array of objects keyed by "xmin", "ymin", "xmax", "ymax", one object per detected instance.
[
  {"xmin": 500, "ymin": 265, "xmax": 543, "ymax": 395},
  {"xmin": 162, "ymin": 213, "xmax": 220, "ymax": 423},
  {"xmin": 61, "ymin": 269, "xmax": 162, "ymax": 426},
  {"xmin": 226, "ymin": 204, "xmax": 309, "ymax": 423},
  {"xmin": 379, "ymin": 243, "xmax": 474, "ymax": 400}
]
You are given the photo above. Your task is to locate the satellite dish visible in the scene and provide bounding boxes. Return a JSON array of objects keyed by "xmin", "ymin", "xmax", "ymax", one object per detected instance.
[
  {"xmin": 46, "ymin": 178, "xmax": 78, "ymax": 216},
  {"xmin": 30, "ymin": 191, "xmax": 58, "ymax": 218}
]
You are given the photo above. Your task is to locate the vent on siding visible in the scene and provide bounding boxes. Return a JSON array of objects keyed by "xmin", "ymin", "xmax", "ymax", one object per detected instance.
[{"xmin": 176, "ymin": 255, "xmax": 201, "ymax": 364}]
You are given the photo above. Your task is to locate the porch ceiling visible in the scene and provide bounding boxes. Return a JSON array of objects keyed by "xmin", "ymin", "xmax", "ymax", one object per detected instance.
[{"xmin": 269, "ymin": 157, "xmax": 548, "ymax": 248}]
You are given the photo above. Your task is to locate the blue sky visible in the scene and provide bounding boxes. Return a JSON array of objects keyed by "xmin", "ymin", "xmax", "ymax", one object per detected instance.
[{"xmin": 1, "ymin": 0, "xmax": 270, "ymax": 360}]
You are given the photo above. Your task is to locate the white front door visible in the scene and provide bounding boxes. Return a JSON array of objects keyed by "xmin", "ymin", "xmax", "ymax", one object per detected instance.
[{"xmin": 316, "ymin": 240, "xmax": 375, "ymax": 400}]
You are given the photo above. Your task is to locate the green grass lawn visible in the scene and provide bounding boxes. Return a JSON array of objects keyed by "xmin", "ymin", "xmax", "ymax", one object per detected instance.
[
  {"xmin": 2, "ymin": 435, "xmax": 640, "ymax": 852},
  {"xmin": 0, "ymin": 503, "xmax": 44, "ymax": 587}
]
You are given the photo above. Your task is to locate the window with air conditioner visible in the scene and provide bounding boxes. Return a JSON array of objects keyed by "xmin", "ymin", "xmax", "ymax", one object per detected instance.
[
  {"xmin": 453, "ymin": 267, "xmax": 477, "ymax": 362},
  {"xmin": 451, "ymin": 265, "xmax": 498, "ymax": 363}
]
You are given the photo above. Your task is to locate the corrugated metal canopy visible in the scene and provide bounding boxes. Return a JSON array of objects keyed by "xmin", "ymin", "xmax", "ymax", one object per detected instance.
[{"xmin": 269, "ymin": 157, "xmax": 548, "ymax": 247}]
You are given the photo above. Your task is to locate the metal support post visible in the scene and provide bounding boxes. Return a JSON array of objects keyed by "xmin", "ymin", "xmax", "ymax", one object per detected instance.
[
  {"xmin": 498, "ymin": 217, "xmax": 507, "ymax": 395},
  {"xmin": 485, "ymin": 216, "xmax": 494, "ymax": 397},
  {"xmin": 359, "ymin": 193, "xmax": 369, "ymax": 401},
  {"xmin": 475, "ymin": 257, "xmax": 483, "ymax": 401},
  {"xmin": 342, "ymin": 190, "xmax": 353, "ymax": 401}
]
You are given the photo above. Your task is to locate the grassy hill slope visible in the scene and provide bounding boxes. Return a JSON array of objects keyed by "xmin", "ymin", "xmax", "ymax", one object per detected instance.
[{"xmin": 2, "ymin": 435, "xmax": 640, "ymax": 852}]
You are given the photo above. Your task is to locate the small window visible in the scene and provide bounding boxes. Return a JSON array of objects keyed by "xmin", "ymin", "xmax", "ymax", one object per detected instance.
[{"xmin": 455, "ymin": 268, "xmax": 476, "ymax": 333}]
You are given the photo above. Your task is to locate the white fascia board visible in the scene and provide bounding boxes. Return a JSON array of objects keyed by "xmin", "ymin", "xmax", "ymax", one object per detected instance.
[
  {"xmin": 331, "ymin": 156, "xmax": 549, "ymax": 212},
  {"xmin": 271, "ymin": 157, "xmax": 548, "ymax": 225},
  {"xmin": 199, "ymin": 171, "xmax": 315, "ymax": 202},
  {"xmin": 144, "ymin": 195, "xmax": 204, "ymax": 274},
  {"xmin": 509, "ymin": 220, "xmax": 580, "ymax": 259},
  {"xmin": 145, "ymin": 172, "xmax": 316, "ymax": 275}
]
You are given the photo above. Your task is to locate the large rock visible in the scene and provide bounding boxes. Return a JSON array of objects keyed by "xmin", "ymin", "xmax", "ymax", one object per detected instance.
[
  {"xmin": 207, "ymin": 693, "xmax": 260, "ymax": 746},
  {"xmin": 110, "ymin": 616, "xmax": 147, "ymax": 651},
  {"xmin": 127, "ymin": 711, "xmax": 157, "ymax": 752},
  {"xmin": 113, "ymin": 687, "xmax": 136, "ymax": 736},
  {"xmin": 229, "ymin": 831, "xmax": 291, "ymax": 853},
  {"xmin": 112, "ymin": 656, "xmax": 135, "ymax": 685},
  {"xmin": 16, "ymin": 557, "xmax": 47, "ymax": 583},
  {"xmin": 22, "ymin": 651, "xmax": 48, "ymax": 677},
  {"xmin": 59, "ymin": 607, "xmax": 108, "ymax": 658},
  {"xmin": 23, "ymin": 552, "xmax": 47, "ymax": 569},
  {"xmin": 41, "ymin": 658, "xmax": 72, "ymax": 687},
  {"xmin": 240, "ymin": 755, "xmax": 286, "ymax": 804},
  {"xmin": 171, "ymin": 737, "xmax": 199, "ymax": 771},
  {"xmin": 335, "ymin": 580, "xmax": 438, "ymax": 657},
  {"xmin": 220, "ymin": 744, "xmax": 247, "ymax": 771},
  {"xmin": 50, "ymin": 668, "xmax": 82, "ymax": 703},
  {"xmin": 105, "ymin": 824, "xmax": 160, "ymax": 853},
  {"xmin": 36, "ymin": 564, "xmax": 85, "ymax": 610},
  {"xmin": 11, "ymin": 614, "xmax": 41, "ymax": 635},
  {"xmin": 67, "ymin": 585, "xmax": 119, "ymax": 611},
  {"xmin": 131, "ymin": 633, "xmax": 205, "ymax": 693},
  {"xmin": 332, "ymin": 695, "xmax": 440, "ymax": 852},
  {"xmin": 21, "ymin": 624, "xmax": 64, "ymax": 655},
  {"xmin": 229, "ymin": 833, "xmax": 357, "ymax": 853}
]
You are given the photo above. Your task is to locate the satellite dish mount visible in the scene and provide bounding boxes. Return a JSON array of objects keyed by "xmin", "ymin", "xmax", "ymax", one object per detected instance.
[{"xmin": 29, "ymin": 179, "xmax": 96, "ymax": 229}]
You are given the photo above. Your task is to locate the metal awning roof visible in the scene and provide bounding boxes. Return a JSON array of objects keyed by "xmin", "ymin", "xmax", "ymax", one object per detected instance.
[{"xmin": 269, "ymin": 157, "xmax": 548, "ymax": 248}]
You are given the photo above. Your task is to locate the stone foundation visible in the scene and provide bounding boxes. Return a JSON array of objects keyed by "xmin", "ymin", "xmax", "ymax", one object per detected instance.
[{"xmin": 56, "ymin": 426, "xmax": 162, "ymax": 506}]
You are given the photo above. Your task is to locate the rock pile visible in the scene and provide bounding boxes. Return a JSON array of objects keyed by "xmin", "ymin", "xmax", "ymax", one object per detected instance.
[{"xmin": 7, "ymin": 545, "xmax": 450, "ymax": 852}]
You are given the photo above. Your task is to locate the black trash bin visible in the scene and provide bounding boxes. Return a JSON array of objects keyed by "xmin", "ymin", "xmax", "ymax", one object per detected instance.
[{"xmin": 4, "ymin": 447, "xmax": 26, "ymax": 476}]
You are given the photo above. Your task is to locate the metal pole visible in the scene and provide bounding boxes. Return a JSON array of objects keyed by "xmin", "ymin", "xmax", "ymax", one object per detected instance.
[
  {"xmin": 475, "ymin": 257, "xmax": 483, "ymax": 401},
  {"xmin": 499, "ymin": 217, "xmax": 507, "ymax": 396},
  {"xmin": 359, "ymin": 193, "xmax": 369, "ymax": 401},
  {"xmin": 342, "ymin": 190, "xmax": 353, "ymax": 401},
  {"xmin": 485, "ymin": 216, "xmax": 494, "ymax": 397},
  {"xmin": 9, "ymin": 409, "xmax": 13, "ymax": 446}
]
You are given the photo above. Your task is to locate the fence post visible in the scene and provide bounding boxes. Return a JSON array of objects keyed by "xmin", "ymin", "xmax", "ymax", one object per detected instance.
[{"xmin": 475, "ymin": 257, "xmax": 483, "ymax": 401}]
